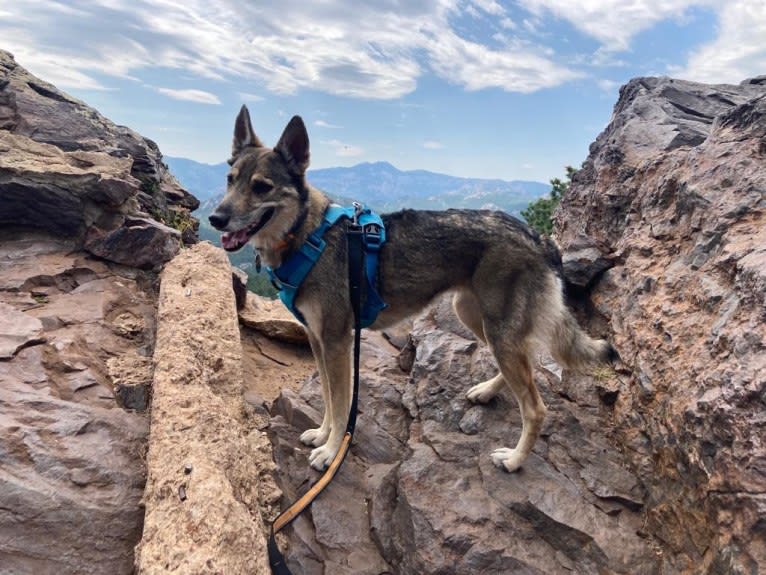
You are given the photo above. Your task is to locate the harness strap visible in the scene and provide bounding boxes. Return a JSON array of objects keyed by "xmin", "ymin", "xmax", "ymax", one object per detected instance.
[
  {"xmin": 267, "ymin": 220, "xmax": 365, "ymax": 574},
  {"xmin": 268, "ymin": 204, "xmax": 387, "ymax": 327}
]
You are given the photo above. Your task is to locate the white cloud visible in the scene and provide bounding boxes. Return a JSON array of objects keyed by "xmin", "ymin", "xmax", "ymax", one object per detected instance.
[
  {"xmin": 238, "ymin": 92, "xmax": 264, "ymax": 102},
  {"xmin": 423, "ymin": 140, "xmax": 445, "ymax": 149},
  {"xmin": 675, "ymin": 0, "xmax": 766, "ymax": 84},
  {"xmin": 325, "ymin": 139, "xmax": 364, "ymax": 157},
  {"xmin": 4, "ymin": 0, "xmax": 762, "ymax": 102},
  {"xmin": 314, "ymin": 120, "xmax": 342, "ymax": 129},
  {"xmin": 157, "ymin": 88, "xmax": 221, "ymax": 104},
  {"xmin": 423, "ymin": 24, "xmax": 582, "ymax": 92},
  {"xmin": 0, "ymin": 0, "xmax": 585, "ymax": 99},
  {"xmin": 500, "ymin": 17, "xmax": 518, "ymax": 30},
  {"xmin": 596, "ymin": 78, "xmax": 620, "ymax": 92},
  {"xmin": 468, "ymin": 0, "xmax": 506, "ymax": 16},
  {"xmin": 517, "ymin": 0, "xmax": 700, "ymax": 51}
]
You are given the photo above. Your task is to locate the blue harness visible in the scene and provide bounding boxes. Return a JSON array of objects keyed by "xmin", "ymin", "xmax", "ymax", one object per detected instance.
[{"xmin": 266, "ymin": 204, "xmax": 387, "ymax": 328}]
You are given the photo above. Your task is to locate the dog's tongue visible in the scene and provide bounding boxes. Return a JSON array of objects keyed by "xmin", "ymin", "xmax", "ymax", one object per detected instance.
[{"xmin": 221, "ymin": 228, "xmax": 249, "ymax": 250}]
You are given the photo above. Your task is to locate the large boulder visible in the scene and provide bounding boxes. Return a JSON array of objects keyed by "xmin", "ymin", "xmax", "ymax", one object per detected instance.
[
  {"xmin": 0, "ymin": 50, "xmax": 202, "ymax": 573},
  {"xmin": 0, "ymin": 49, "xmax": 199, "ymax": 268},
  {"xmin": 555, "ymin": 76, "xmax": 766, "ymax": 573},
  {"xmin": 0, "ymin": 236, "xmax": 155, "ymax": 574}
]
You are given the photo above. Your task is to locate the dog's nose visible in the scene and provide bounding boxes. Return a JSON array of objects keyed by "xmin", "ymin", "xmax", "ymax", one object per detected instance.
[{"xmin": 208, "ymin": 211, "xmax": 229, "ymax": 230}]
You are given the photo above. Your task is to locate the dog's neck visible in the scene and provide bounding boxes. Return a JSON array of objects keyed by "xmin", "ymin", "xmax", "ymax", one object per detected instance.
[{"xmin": 254, "ymin": 185, "xmax": 330, "ymax": 269}]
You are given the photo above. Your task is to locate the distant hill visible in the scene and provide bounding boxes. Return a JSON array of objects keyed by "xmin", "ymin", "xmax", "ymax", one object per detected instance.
[
  {"xmin": 307, "ymin": 161, "xmax": 548, "ymax": 213},
  {"xmin": 166, "ymin": 157, "xmax": 549, "ymax": 214},
  {"xmin": 165, "ymin": 157, "xmax": 229, "ymax": 201}
]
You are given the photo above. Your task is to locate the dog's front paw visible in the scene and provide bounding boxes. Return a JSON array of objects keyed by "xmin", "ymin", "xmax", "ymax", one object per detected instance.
[
  {"xmin": 300, "ymin": 426, "xmax": 330, "ymax": 447},
  {"xmin": 491, "ymin": 447, "xmax": 525, "ymax": 473},
  {"xmin": 309, "ymin": 443, "xmax": 339, "ymax": 471},
  {"xmin": 467, "ymin": 377, "xmax": 501, "ymax": 404}
]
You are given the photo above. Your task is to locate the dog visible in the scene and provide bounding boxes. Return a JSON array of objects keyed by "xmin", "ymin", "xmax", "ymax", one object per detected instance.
[{"xmin": 210, "ymin": 106, "xmax": 617, "ymax": 472}]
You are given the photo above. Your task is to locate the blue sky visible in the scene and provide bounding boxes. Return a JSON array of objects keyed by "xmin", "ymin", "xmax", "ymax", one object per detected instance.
[{"xmin": 1, "ymin": 1, "xmax": 764, "ymax": 183}]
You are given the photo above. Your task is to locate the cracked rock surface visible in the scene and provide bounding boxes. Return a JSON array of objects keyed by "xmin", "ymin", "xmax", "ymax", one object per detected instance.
[
  {"xmin": 556, "ymin": 76, "xmax": 766, "ymax": 573},
  {"xmin": 0, "ymin": 235, "xmax": 156, "ymax": 574},
  {"xmin": 269, "ymin": 297, "xmax": 658, "ymax": 574}
]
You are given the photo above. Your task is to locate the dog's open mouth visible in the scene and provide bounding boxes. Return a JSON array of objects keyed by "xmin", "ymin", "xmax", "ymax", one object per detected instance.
[{"xmin": 220, "ymin": 208, "xmax": 275, "ymax": 252}]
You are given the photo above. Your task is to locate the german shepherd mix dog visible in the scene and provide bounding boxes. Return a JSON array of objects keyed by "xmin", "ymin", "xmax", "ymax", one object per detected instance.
[{"xmin": 210, "ymin": 106, "xmax": 617, "ymax": 473}]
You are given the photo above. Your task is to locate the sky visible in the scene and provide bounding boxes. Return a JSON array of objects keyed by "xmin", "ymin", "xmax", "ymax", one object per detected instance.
[{"xmin": 1, "ymin": 1, "xmax": 765, "ymax": 183}]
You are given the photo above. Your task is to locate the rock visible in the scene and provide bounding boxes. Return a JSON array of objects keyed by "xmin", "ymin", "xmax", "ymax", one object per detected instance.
[
  {"xmin": 135, "ymin": 242, "xmax": 273, "ymax": 575},
  {"xmin": 0, "ymin": 49, "xmax": 199, "ymax": 254},
  {"xmin": 108, "ymin": 352, "xmax": 152, "ymax": 411},
  {"xmin": 0, "ymin": 131, "xmax": 138, "ymax": 236},
  {"xmin": 560, "ymin": 236, "xmax": 615, "ymax": 290},
  {"xmin": 0, "ymin": 301, "xmax": 45, "ymax": 358},
  {"xmin": 556, "ymin": 76, "xmax": 766, "ymax": 572},
  {"xmin": 0, "ymin": 236, "xmax": 155, "ymax": 574},
  {"xmin": 232, "ymin": 266, "xmax": 249, "ymax": 310},
  {"xmin": 239, "ymin": 291, "xmax": 308, "ymax": 345},
  {"xmin": 268, "ymin": 294, "xmax": 658, "ymax": 574},
  {"xmin": 84, "ymin": 216, "xmax": 181, "ymax": 270}
]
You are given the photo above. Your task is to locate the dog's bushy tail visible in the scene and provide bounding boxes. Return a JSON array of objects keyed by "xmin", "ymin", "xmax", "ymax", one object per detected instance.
[{"xmin": 538, "ymin": 274, "xmax": 619, "ymax": 371}]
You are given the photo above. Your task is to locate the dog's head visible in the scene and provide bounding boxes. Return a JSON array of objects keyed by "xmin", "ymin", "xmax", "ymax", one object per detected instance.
[{"xmin": 209, "ymin": 106, "xmax": 310, "ymax": 253}]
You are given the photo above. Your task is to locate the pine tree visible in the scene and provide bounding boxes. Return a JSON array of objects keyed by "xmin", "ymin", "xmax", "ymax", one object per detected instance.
[{"xmin": 522, "ymin": 166, "xmax": 576, "ymax": 235}]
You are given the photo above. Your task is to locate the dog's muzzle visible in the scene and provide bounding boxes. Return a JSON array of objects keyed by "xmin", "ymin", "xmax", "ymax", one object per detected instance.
[{"xmin": 219, "ymin": 207, "xmax": 276, "ymax": 252}]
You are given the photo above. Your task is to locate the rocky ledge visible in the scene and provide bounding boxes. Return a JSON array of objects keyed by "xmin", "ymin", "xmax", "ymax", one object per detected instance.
[
  {"xmin": 0, "ymin": 49, "xmax": 198, "ymax": 269},
  {"xmin": 0, "ymin": 50, "xmax": 199, "ymax": 573},
  {"xmin": 0, "ymin": 234, "xmax": 154, "ymax": 574},
  {"xmin": 269, "ymin": 296, "xmax": 658, "ymax": 574}
]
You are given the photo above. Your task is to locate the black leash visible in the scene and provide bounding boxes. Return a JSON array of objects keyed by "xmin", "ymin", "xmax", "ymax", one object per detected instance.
[{"xmin": 267, "ymin": 218, "xmax": 366, "ymax": 574}]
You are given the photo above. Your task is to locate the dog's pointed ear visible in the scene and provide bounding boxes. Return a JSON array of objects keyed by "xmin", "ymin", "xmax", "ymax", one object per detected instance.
[
  {"xmin": 275, "ymin": 115, "xmax": 310, "ymax": 174},
  {"xmin": 232, "ymin": 105, "xmax": 263, "ymax": 159}
]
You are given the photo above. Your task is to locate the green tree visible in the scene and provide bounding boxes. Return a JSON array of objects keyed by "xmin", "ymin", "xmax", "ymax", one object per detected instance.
[
  {"xmin": 247, "ymin": 270, "xmax": 278, "ymax": 298},
  {"xmin": 522, "ymin": 166, "xmax": 577, "ymax": 235}
]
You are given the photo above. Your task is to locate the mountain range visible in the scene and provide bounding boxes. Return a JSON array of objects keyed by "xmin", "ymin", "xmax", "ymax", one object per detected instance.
[{"xmin": 165, "ymin": 157, "xmax": 549, "ymax": 215}]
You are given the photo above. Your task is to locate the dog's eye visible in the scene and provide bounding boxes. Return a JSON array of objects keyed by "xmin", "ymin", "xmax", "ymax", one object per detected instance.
[
  {"xmin": 226, "ymin": 173, "xmax": 233, "ymax": 185},
  {"xmin": 252, "ymin": 180, "xmax": 273, "ymax": 194}
]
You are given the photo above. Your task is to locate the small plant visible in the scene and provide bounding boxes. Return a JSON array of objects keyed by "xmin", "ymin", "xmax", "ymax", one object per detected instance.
[
  {"xmin": 139, "ymin": 177, "xmax": 161, "ymax": 196},
  {"xmin": 149, "ymin": 207, "xmax": 197, "ymax": 246},
  {"xmin": 591, "ymin": 364, "xmax": 615, "ymax": 383},
  {"xmin": 165, "ymin": 209, "xmax": 196, "ymax": 236}
]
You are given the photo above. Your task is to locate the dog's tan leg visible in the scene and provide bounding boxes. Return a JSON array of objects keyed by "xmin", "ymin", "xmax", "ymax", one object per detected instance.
[
  {"xmin": 453, "ymin": 288, "xmax": 487, "ymax": 342},
  {"xmin": 488, "ymin": 347, "xmax": 547, "ymax": 473},
  {"xmin": 300, "ymin": 331, "xmax": 332, "ymax": 447},
  {"xmin": 466, "ymin": 373, "xmax": 506, "ymax": 403},
  {"xmin": 308, "ymin": 336, "xmax": 352, "ymax": 471},
  {"xmin": 453, "ymin": 290, "xmax": 507, "ymax": 403}
]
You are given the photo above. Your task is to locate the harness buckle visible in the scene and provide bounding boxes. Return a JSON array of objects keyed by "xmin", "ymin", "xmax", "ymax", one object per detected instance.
[
  {"xmin": 302, "ymin": 234, "xmax": 326, "ymax": 261},
  {"xmin": 363, "ymin": 223, "xmax": 383, "ymax": 251}
]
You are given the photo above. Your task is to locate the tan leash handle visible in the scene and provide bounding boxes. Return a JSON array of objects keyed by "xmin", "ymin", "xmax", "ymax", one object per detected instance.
[{"xmin": 271, "ymin": 432, "xmax": 353, "ymax": 533}]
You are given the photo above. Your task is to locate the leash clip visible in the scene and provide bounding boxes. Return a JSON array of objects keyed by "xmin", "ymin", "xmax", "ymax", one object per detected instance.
[{"xmin": 352, "ymin": 201, "xmax": 364, "ymax": 226}]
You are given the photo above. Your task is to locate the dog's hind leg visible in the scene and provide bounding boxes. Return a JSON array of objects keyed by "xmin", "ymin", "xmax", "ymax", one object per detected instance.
[
  {"xmin": 453, "ymin": 289, "xmax": 507, "ymax": 403},
  {"xmin": 486, "ymin": 339, "xmax": 546, "ymax": 473},
  {"xmin": 300, "ymin": 331, "xmax": 332, "ymax": 447}
]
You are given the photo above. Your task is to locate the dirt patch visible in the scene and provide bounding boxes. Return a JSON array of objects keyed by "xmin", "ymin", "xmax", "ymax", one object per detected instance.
[{"xmin": 240, "ymin": 329, "xmax": 315, "ymax": 408}]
